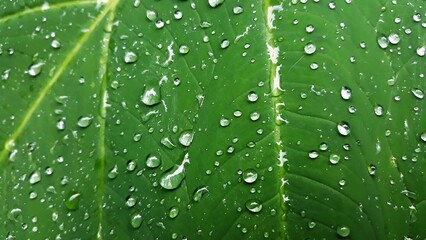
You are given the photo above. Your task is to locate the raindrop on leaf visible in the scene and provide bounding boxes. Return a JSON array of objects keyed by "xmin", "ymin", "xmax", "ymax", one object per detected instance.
[
  {"xmin": 146, "ymin": 153, "xmax": 161, "ymax": 168},
  {"xmin": 65, "ymin": 191, "xmax": 81, "ymax": 211},
  {"xmin": 245, "ymin": 199, "xmax": 263, "ymax": 213}
]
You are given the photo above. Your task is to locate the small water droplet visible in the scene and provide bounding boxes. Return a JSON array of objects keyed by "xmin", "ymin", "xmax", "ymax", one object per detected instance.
[
  {"xmin": 146, "ymin": 153, "xmax": 161, "ymax": 168},
  {"xmin": 178, "ymin": 130, "xmax": 194, "ymax": 147},
  {"xmin": 193, "ymin": 186, "xmax": 208, "ymax": 202},
  {"xmin": 368, "ymin": 164, "xmax": 377, "ymax": 176},
  {"xmin": 377, "ymin": 36, "xmax": 389, "ymax": 49},
  {"xmin": 337, "ymin": 122, "xmax": 350, "ymax": 136},
  {"xmin": 319, "ymin": 142, "xmax": 328, "ymax": 151},
  {"xmin": 155, "ymin": 19, "xmax": 165, "ymax": 29},
  {"xmin": 339, "ymin": 179, "xmax": 346, "ymax": 186},
  {"xmin": 65, "ymin": 191, "xmax": 81, "ymax": 210},
  {"xmin": 329, "ymin": 154, "xmax": 340, "ymax": 165},
  {"xmin": 133, "ymin": 133, "xmax": 142, "ymax": 142},
  {"xmin": 220, "ymin": 39, "xmax": 230, "ymax": 49},
  {"xmin": 124, "ymin": 51, "xmax": 138, "ymax": 63},
  {"xmin": 308, "ymin": 151, "xmax": 319, "ymax": 159},
  {"xmin": 169, "ymin": 206, "xmax": 179, "ymax": 219},
  {"xmin": 233, "ymin": 110, "xmax": 242, "ymax": 117},
  {"xmin": 141, "ymin": 86, "xmax": 161, "ymax": 106},
  {"xmin": 8, "ymin": 208, "xmax": 22, "ymax": 221},
  {"xmin": 28, "ymin": 62, "xmax": 44, "ymax": 77},
  {"xmin": 411, "ymin": 88, "xmax": 424, "ymax": 99},
  {"xmin": 416, "ymin": 46, "xmax": 425, "ymax": 57},
  {"xmin": 219, "ymin": 117, "xmax": 230, "ymax": 127},
  {"xmin": 146, "ymin": 10, "xmax": 157, "ymax": 21},
  {"xmin": 126, "ymin": 196, "xmax": 137, "ymax": 208},
  {"xmin": 340, "ymin": 87, "xmax": 352, "ymax": 100},
  {"xmin": 308, "ymin": 221, "xmax": 316, "ymax": 229},
  {"xmin": 250, "ymin": 112, "xmax": 260, "ymax": 121},
  {"xmin": 374, "ymin": 104, "xmax": 384, "ymax": 116},
  {"xmin": 77, "ymin": 116, "xmax": 93, "ymax": 128},
  {"xmin": 56, "ymin": 120, "xmax": 65, "ymax": 131},
  {"xmin": 127, "ymin": 160, "xmax": 136, "ymax": 172},
  {"xmin": 420, "ymin": 132, "xmax": 426, "ymax": 142},
  {"xmin": 174, "ymin": 10, "xmax": 183, "ymax": 20},
  {"xmin": 108, "ymin": 165, "xmax": 118, "ymax": 179},
  {"xmin": 336, "ymin": 225, "xmax": 350, "ymax": 237},
  {"xmin": 161, "ymin": 137, "xmax": 176, "ymax": 149},
  {"xmin": 29, "ymin": 171, "xmax": 41, "ymax": 184},
  {"xmin": 305, "ymin": 25, "xmax": 315, "ymax": 33},
  {"xmin": 304, "ymin": 43, "xmax": 316, "ymax": 55},
  {"xmin": 243, "ymin": 169, "xmax": 258, "ymax": 184},
  {"xmin": 160, "ymin": 153, "xmax": 189, "ymax": 190},
  {"xmin": 247, "ymin": 92, "xmax": 258, "ymax": 102},
  {"xmin": 131, "ymin": 213, "xmax": 143, "ymax": 229},
  {"xmin": 245, "ymin": 199, "xmax": 263, "ymax": 213},
  {"xmin": 51, "ymin": 40, "xmax": 61, "ymax": 49},
  {"xmin": 208, "ymin": 0, "xmax": 225, "ymax": 8},
  {"xmin": 178, "ymin": 45, "xmax": 189, "ymax": 55},
  {"xmin": 388, "ymin": 33, "xmax": 400, "ymax": 44},
  {"xmin": 233, "ymin": 6, "xmax": 243, "ymax": 15}
]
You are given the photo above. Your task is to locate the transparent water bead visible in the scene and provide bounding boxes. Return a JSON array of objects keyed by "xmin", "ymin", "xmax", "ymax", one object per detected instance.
[
  {"xmin": 336, "ymin": 225, "xmax": 350, "ymax": 237},
  {"xmin": 420, "ymin": 132, "xmax": 426, "ymax": 142},
  {"xmin": 329, "ymin": 154, "xmax": 340, "ymax": 165},
  {"xmin": 178, "ymin": 45, "xmax": 189, "ymax": 55},
  {"xmin": 146, "ymin": 153, "xmax": 161, "ymax": 168},
  {"xmin": 340, "ymin": 87, "xmax": 352, "ymax": 100},
  {"xmin": 337, "ymin": 122, "xmax": 350, "ymax": 136},
  {"xmin": 388, "ymin": 33, "xmax": 400, "ymax": 44},
  {"xmin": 131, "ymin": 213, "xmax": 143, "ymax": 229},
  {"xmin": 208, "ymin": 0, "xmax": 225, "ymax": 8},
  {"xmin": 29, "ymin": 171, "xmax": 41, "ymax": 184},
  {"xmin": 178, "ymin": 130, "xmax": 194, "ymax": 147},
  {"xmin": 374, "ymin": 104, "xmax": 384, "ymax": 116},
  {"xmin": 377, "ymin": 36, "xmax": 389, "ymax": 49},
  {"xmin": 77, "ymin": 116, "xmax": 93, "ymax": 128},
  {"xmin": 174, "ymin": 10, "xmax": 183, "ymax": 20},
  {"xmin": 416, "ymin": 46, "xmax": 425, "ymax": 57},
  {"xmin": 247, "ymin": 92, "xmax": 258, "ymax": 102},
  {"xmin": 233, "ymin": 6, "xmax": 243, "ymax": 14},
  {"xmin": 160, "ymin": 153, "xmax": 190, "ymax": 190},
  {"xmin": 220, "ymin": 39, "xmax": 230, "ymax": 49},
  {"xmin": 51, "ymin": 40, "xmax": 61, "ymax": 49},
  {"xmin": 28, "ymin": 62, "xmax": 44, "ymax": 77},
  {"xmin": 141, "ymin": 87, "xmax": 161, "ymax": 106},
  {"xmin": 169, "ymin": 207, "xmax": 179, "ymax": 219},
  {"xmin": 219, "ymin": 117, "xmax": 230, "ymax": 127},
  {"xmin": 146, "ymin": 10, "xmax": 157, "ymax": 21},
  {"xmin": 245, "ymin": 199, "xmax": 263, "ymax": 213},
  {"xmin": 306, "ymin": 25, "xmax": 315, "ymax": 33},
  {"xmin": 65, "ymin": 191, "xmax": 81, "ymax": 210},
  {"xmin": 308, "ymin": 151, "xmax": 319, "ymax": 159},
  {"xmin": 124, "ymin": 51, "xmax": 138, "ymax": 63},
  {"xmin": 411, "ymin": 88, "xmax": 424, "ymax": 99},
  {"xmin": 193, "ymin": 186, "xmax": 208, "ymax": 202},
  {"xmin": 243, "ymin": 169, "xmax": 258, "ymax": 184},
  {"xmin": 304, "ymin": 43, "xmax": 316, "ymax": 55}
]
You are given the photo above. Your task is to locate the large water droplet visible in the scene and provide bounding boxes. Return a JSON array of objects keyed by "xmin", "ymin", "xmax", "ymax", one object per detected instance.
[
  {"xmin": 219, "ymin": 117, "xmax": 230, "ymax": 127},
  {"xmin": 306, "ymin": 25, "xmax": 315, "ymax": 33},
  {"xmin": 77, "ymin": 116, "xmax": 93, "ymax": 128},
  {"xmin": 374, "ymin": 104, "xmax": 384, "ymax": 116},
  {"xmin": 124, "ymin": 51, "xmax": 138, "ymax": 63},
  {"xmin": 377, "ymin": 36, "xmax": 389, "ymax": 49},
  {"xmin": 28, "ymin": 62, "xmax": 44, "ymax": 77},
  {"xmin": 193, "ymin": 186, "xmax": 208, "ymax": 202},
  {"xmin": 420, "ymin": 132, "xmax": 426, "ymax": 142},
  {"xmin": 178, "ymin": 45, "xmax": 190, "ymax": 55},
  {"xmin": 146, "ymin": 153, "xmax": 161, "ymax": 168},
  {"xmin": 388, "ymin": 33, "xmax": 400, "ymax": 44},
  {"xmin": 141, "ymin": 87, "xmax": 161, "ymax": 106},
  {"xmin": 308, "ymin": 151, "xmax": 319, "ymax": 159},
  {"xmin": 161, "ymin": 136, "xmax": 176, "ymax": 149},
  {"xmin": 416, "ymin": 46, "xmax": 425, "ymax": 57},
  {"xmin": 233, "ymin": 6, "xmax": 243, "ymax": 14},
  {"xmin": 8, "ymin": 208, "xmax": 22, "ymax": 221},
  {"xmin": 65, "ymin": 191, "xmax": 81, "ymax": 210},
  {"xmin": 160, "ymin": 153, "xmax": 189, "ymax": 190},
  {"xmin": 247, "ymin": 92, "xmax": 258, "ymax": 102},
  {"xmin": 340, "ymin": 87, "xmax": 352, "ymax": 100},
  {"xmin": 131, "ymin": 213, "xmax": 143, "ymax": 229},
  {"xmin": 29, "ymin": 171, "xmax": 41, "ymax": 185},
  {"xmin": 243, "ymin": 169, "xmax": 258, "ymax": 184},
  {"xmin": 126, "ymin": 196, "xmax": 137, "ymax": 208},
  {"xmin": 337, "ymin": 122, "xmax": 350, "ymax": 136},
  {"xmin": 220, "ymin": 39, "xmax": 230, "ymax": 49},
  {"xmin": 329, "ymin": 154, "xmax": 340, "ymax": 165},
  {"xmin": 304, "ymin": 43, "xmax": 316, "ymax": 55},
  {"xmin": 178, "ymin": 130, "xmax": 194, "ymax": 147},
  {"xmin": 108, "ymin": 164, "xmax": 118, "ymax": 179},
  {"xmin": 51, "ymin": 40, "xmax": 61, "ymax": 49},
  {"xmin": 169, "ymin": 206, "xmax": 179, "ymax": 219},
  {"xmin": 411, "ymin": 88, "xmax": 424, "ymax": 99},
  {"xmin": 245, "ymin": 199, "xmax": 263, "ymax": 213},
  {"xmin": 336, "ymin": 225, "xmax": 350, "ymax": 237},
  {"xmin": 146, "ymin": 10, "xmax": 157, "ymax": 21},
  {"xmin": 208, "ymin": 0, "xmax": 225, "ymax": 8}
]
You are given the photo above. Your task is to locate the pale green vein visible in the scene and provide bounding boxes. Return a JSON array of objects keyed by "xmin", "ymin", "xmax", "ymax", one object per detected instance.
[
  {"xmin": 263, "ymin": 0, "xmax": 287, "ymax": 239},
  {"xmin": 94, "ymin": 1, "xmax": 120, "ymax": 239},
  {"xmin": 0, "ymin": 1, "xmax": 119, "ymax": 166},
  {"xmin": 0, "ymin": 0, "xmax": 97, "ymax": 23}
]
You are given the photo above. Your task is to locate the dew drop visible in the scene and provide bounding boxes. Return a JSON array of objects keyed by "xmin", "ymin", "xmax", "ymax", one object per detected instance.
[
  {"xmin": 220, "ymin": 39, "xmax": 230, "ymax": 49},
  {"xmin": 308, "ymin": 221, "xmax": 316, "ymax": 229},
  {"xmin": 245, "ymin": 199, "xmax": 263, "ymax": 213},
  {"xmin": 233, "ymin": 6, "xmax": 243, "ymax": 15},
  {"xmin": 193, "ymin": 186, "xmax": 208, "ymax": 202},
  {"xmin": 248, "ymin": 92, "xmax": 258, "ymax": 102},
  {"xmin": 329, "ymin": 154, "xmax": 340, "ymax": 165},
  {"xmin": 160, "ymin": 153, "xmax": 189, "ymax": 190},
  {"xmin": 250, "ymin": 112, "xmax": 260, "ymax": 121},
  {"xmin": 377, "ymin": 36, "xmax": 389, "ymax": 49},
  {"xmin": 416, "ymin": 46, "xmax": 425, "ymax": 57},
  {"xmin": 126, "ymin": 196, "xmax": 137, "ymax": 208},
  {"xmin": 305, "ymin": 25, "xmax": 315, "ymax": 33},
  {"xmin": 29, "ymin": 171, "xmax": 41, "ymax": 185},
  {"xmin": 178, "ymin": 130, "xmax": 194, "ymax": 147},
  {"xmin": 133, "ymin": 133, "xmax": 142, "ymax": 142},
  {"xmin": 174, "ymin": 10, "xmax": 183, "ymax": 20},
  {"xmin": 304, "ymin": 43, "xmax": 316, "ymax": 55},
  {"xmin": 233, "ymin": 110, "xmax": 242, "ymax": 117},
  {"xmin": 124, "ymin": 51, "xmax": 138, "ymax": 63},
  {"xmin": 161, "ymin": 137, "xmax": 176, "ymax": 149},
  {"xmin": 146, "ymin": 10, "xmax": 157, "ymax": 21},
  {"xmin": 146, "ymin": 153, "xmax": 161, "ymax": 168},
  {"xmin": 243, "ymin": 169, "xmax": 258, "ymax": 184},
  {"xmin": 56, "ymin": 120, "xmax": 65, "ymax": 131},
  {"xmin": 169, "ymin": 207, "xmax": 179, "ymax": 219},
  {"xmin": 420, "ymin": 132, "xmax": 426, "ymax": 142},
  {"xmin": 28, "ymin": 62, "xmax": 44, "ymax": 77},
  {"xmin": 340, "ymin": 87, "xmax": 352, "ymax": 100},
  {"xmin": 374, "ymin": 104, "xmax": 384, "ymax": 116},
  {"xmin": 77, "ymin": 116, "xmax": 93, "ymax": 128},
  {"xmin": 219, "ymin": 117, "xmax": 230, "ymax": 127},
  {"xmin": 336, "ymin": 225, "xmax": 350, "ymax": 237},
  {"xmin": 208, "ymin": 0, "xmax": 225, "ymax": 8},
  {"xmin": 141, "ymin": 87, "xmax": 161, "ymax": 106},
  {"xmin": 108, "ymin": 164, "xmax": 118, "ymax": 179},
  {"xmin": 337, "ymin": 122, "xmax": 350, "ymax": 136},
  {"xmin": 368, "ymin": 164, "xmax": 377, "ymax": 176},
  {"xmin": 388, "ymin": 33, "xmax": 400, "ymax": 44},
  {"xmin": 8, "ymin": 208, "xmax": 22, "ymax": 221},
  {"xmin": 131, "ymin": 213, "xmax": 143, "ymax": 229},
  {"xmin": 178, "ymin": 45, "xmax": 189, "ymax": 55},
  {"xmin": 308, "ymin": 151, "xmax": 319, "ymax": 159},
  {"xmin": 51, "ymin": 40, "xmax": 61, "ymax": 49},
  {"xmin": 411, "ymin": 88, "xmax": 424, "ymax": 99},
  {"xmin": 319, "ymin": 142, "xmax": 328, "ymax": 151},
  {"xmin": 65, "ymin": 191, "xmax": 81, "ymax": 210}
]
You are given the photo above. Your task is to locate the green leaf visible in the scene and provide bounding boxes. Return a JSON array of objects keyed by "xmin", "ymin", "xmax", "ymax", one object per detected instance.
[{"xmin": 0, "ymin": 0, "xmax": 424, "ymax": 239}]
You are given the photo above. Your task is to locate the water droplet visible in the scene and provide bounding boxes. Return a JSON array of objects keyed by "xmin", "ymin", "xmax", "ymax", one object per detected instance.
[
  {"xmin": 337, "ymin": 122, "xmax": 350, "ymax": 136},
  {"xmin": 124, "ymin": 51, "xmax": 138, "ymax": 63},
  {"xmin": 141, "ymin": 86, "xmax": 161, "ymax": 106},
  {"xmin": 310, "ymin": 62, "xmax": 319, "ymax": 70},
  {"xmin": 336, "ymin": 225, "xmax": 350, "ymax": 237},
  {"xmin": 146, "ymin": 10, "xmax": 157, "ymax": 21},
  {"xmin": 308, "ymin": 221, "xmax": 316, "ymax": 229},
  {"xmin": 305, "ymin": 25, "xmax": 315, "ymax": 33},
  {"xmin": 329, "ymin": 154, "xmax": 340, "ymax": 165},
  {"xmin": 77, "ymin": 116, "xmax": 93, "ymax": 128},
  {"xmin": 250, "ymin": 112, "xmax": 260, "ymax": 121},
  {"xmin": 368, "ymin": 164, "xmax": 377, "ymax": 176},
  {"xmin": 161, "ymin": 137, "xmax": 176, "ymax": 149},
  {"xmin": 178, "ymin": 130, "xmax": 194, "ymax": 147},
  {"xmin": 173, "ymin": 10, "xmax": 183, "ymax": 20},
  {"xmin": 416, "ymin": 46, "xmax": 425, "ymax": 57},
  {"xmin": 243, "ymin": 169, "xmax": 258, "ymax": 184},
  {"xmin": 160, "ymin": 153, "xmax": 189, "ymax": 190},
  {"xmin": 108, "ymin": 164, "xmax": 118, "ymax": 179},
  {"xmin": 339, "ymin": 179, "xmax": 346, "ymax": 186},
  {"xmin": 193, "ymin": 186, "xmax": 208, "ymax": 202},
  {"xmin": 146, "ymin": 153, "xmax": 161, "ymax": 168},
  {"xmin": 304, "ymin": 43, "xmax": 316, "ymax": 55},
  {"xmin": 319, "ymin": 142, "xmax": 328, "ymax": 151},
  {"xmin": 155, "ymin": 19, "xmax": 165, "ymax": 29},
  {"xmin": 308, "ymin": 151, "xmax": 319, "ymax": 159},
  {"xmin": 340, "ymin": 87, "xmax": 352, "ymax": 100},
  {"xmin": 208, "ymin": 0, "xmax": 225, "ymax": 8},
  {"xmin": 233, "ymin": 110, "xmax": 242, "ymax": 117},
  {"xmin": 413, "ymin": 13, "xmax": 421, "ymax": 22},
  {"xmin": 420, "ymin": 132, "xmax": 426, "ymax": 142},
  {"xmin": 127, "ymin": 161, "xmax": 136, "ymax": 172},
  {"xmin": 169, "ymin": 207, "xmax": 179, "ymax": 219},
  {"xmin": 233, "ymin": 6, "xmax": 243, "ymax": 15},
  {"xmin": 65, "ymin": 191, "xmax": 81, "ymax": 210},
  {"xmin": 56, "ymin": 119, "xmax": 65, "ymax": 131},
  {"xmin": 220, "ymin": 39, "xmax": 230, "ymax": 49},
  {"xmin": 126, "ymin": 196, "xmax": 137, "ymax": 208},
  {"xmin": 28, "ymin": 62, "xmax": 44, "ymax": 77},
  {"xmin": 388, "ymin": 33, "xmax": 400, "ymax": 44},
  {"xmin": 8, "ymin": 208, "xmax": 22, "ymax": 221},
  {"xmin": 131, "ymin": 213, "xmax": 143, "ymax": 229},
  {"xmin": 411, "ymin": 88, "xmax": 424, "ymax": 99},
  {"xmin": 245, "ymin": 199, "xmax": 263, "ymax": 213},
  {"xmin": 377, "ymin": 36, "xmax": 389, "ymax": 49},
  {"xmin": 133, "ymin": 133, "xmax": 142, "ymax": 142},
  {"xmin": 247, "ymin": 92, "xmax": 258, "ymax": 102},
  {"xmin": 51, "ymin": 40, "xmax": 61, "ymax": 49},
  {"xmin": 374, "ymin": 104, "xmax": 384, "ymax": 116},
  {"xmin": 219, "ymin": 117, "xmax": 230, "ymax": 127},
  {"xmin": 29, "ymin": 171, "xmax": 41, "ymax": 184},
  {"xmin": 174, "ymin": 44, "xmax": 189, "ymax": 56}
]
